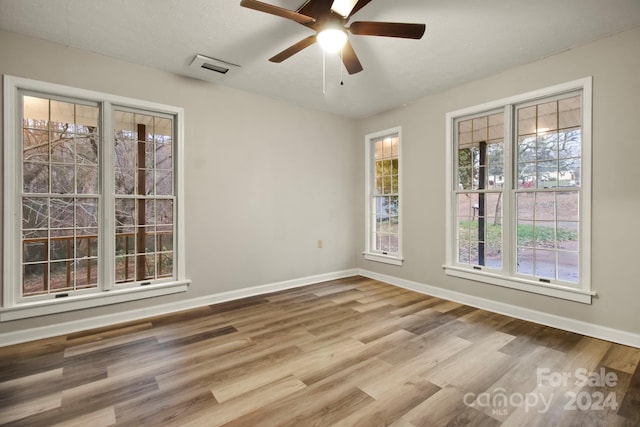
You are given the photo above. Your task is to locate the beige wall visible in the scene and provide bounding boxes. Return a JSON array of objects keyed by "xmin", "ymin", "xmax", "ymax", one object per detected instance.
[
  {"xmin": 0, "ymin": 30, "xmax": 358, "ymax": 335},
  {"xmin": 357, "ymin": 27, "xmax": 640, "ymax": 334},
  {"xmin": 2, "ymin": 26, "xmax": 639, "ymax": 339}
]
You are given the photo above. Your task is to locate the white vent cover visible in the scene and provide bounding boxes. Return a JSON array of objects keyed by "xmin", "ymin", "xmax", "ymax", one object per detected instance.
[{"xmin": 190, "ymin": 54, "xmax": 240, "ymax": 75}]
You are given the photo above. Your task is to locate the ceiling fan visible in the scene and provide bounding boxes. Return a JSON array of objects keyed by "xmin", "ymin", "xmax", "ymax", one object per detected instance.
[{"xmin": 240, "ymin": 0, "xmax": 426, "ymax": 74}]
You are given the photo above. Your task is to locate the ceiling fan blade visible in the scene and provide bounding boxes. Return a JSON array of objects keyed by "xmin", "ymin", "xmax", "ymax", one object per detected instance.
[
  {"xmin": 349, "ymin": 22, "xmax": 426, "ymax": 39},
  {"xmin": 298, "ymin": 0, "xmax": 334, "ymax": 19},
  {"xmin": 269, "ymin": 35, "xmax": 317, "ymax": 63},
  {"xmin": 240, "ymin": 0, "xmax": 315, "ymax": 25},
  {"xmin": 341, "ymin": 40, "xmax": 363, "ymax": 74}
]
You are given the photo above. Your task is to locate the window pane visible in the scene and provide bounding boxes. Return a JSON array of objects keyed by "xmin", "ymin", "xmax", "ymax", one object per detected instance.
[
  {"xmin": 158, "ymin": 252, "xmax": 173, "ymax": 278},
  {"xmin": 50, "ymin": 260, "xmax": 72, "ymax": 291},
  {"xmin": 51, "ymin": 133, "xmax": 74, "ymax": 164},
  {"xmin": 534, "ymin": 221, "xmax": 555, "ymax": 248},
  {"xmin": 558, "ymin": 252, "xmax": 579, "ymax": 283},
  {"xmin": 50, "ymin": 100, "xmax": 75, "ymax": 128},
  {"xmin": 50, "ymin": 238, "xmax": 73, "ymax": 261},
  {"xmin": 116, "ymin": 229, "xmax": 135, "ymax": 255},
  {"xmin": 75, "ymin": 258, "xmax": 98, "ymax": 288},
  {"xmin": 115, "ymin": 198, "xmax": 135, "ymax": 226},
  {"xmin": 157, "ymin": 227, "xmax": 173, "ymax": 252},
  {"xmin": 537, "ymin": 101, "xmax": 558, "ymax": 131},
  {"xmin": 558, "ymin": 96, "xmax": 581, "ymax": 129},
  {"xmin": 556, "ymin": 192, "xmax": 579, "ymax": 221},
  {"xmin": 537, "ymin": 161, "xmax": 557, "ymax": 188},
  {"xmin": 50, "ymin": 198, "xmax": 75, "ymax": 229},
  {"xmin": 76, "ymin": 232, "xmax": 98, "ymax": 258},
  {"xmin": 115, "ymin": 167, "xmax": 135, "ymax": 195},
  {"xmin": 155, "ymin": 170, "xmax": 173, "ymax": 195},
  {"xmin": 537, "ymin": 133, "xmax": 558, "ymax": 162},
  {"xmin": 24, "ymin": 239, "xmax": 47, "ymax": 263},
  {"xmin": 23, "ymin": 162, "xmax": 49, "ymax": 193},
  {"xmin": 115, "ymin": 256, "xmax": 136, "ymax": 283},
  {"xmin": 23, "ymin": 129, "xmax": 49, "ymax": 162},
  {"xmin": 23, "ymin": 96, "xmax": 49, "ymax": 127},
  {"xmin": 517, "ymin": 247, "xmax": 534, "ymax": 275},
  {"xmin": 557, "ymin": 222, "xmax": 579, "ymax": 250},
  {"xmin": 534, "ymin": 249, "xmax": 556, "ymax": 279},
  {"xmin": 23, "ymin": 197, "xmax": 49, "ymax": 229},
  {"xmin": 516, "ymin": 193, "xmax": 535, "ymax": 220},
  {"xmin": 76, "ymin": 136, "xmax": 98, "ymax": 164},
  {"xmin": 534, "ymin": 192, "xmax": 555, "ymax": 221},
  {"xmin": 156, "ymin": 200, "xmax": 173, "ymax": 225},
  {"xmin": 23, "ymin": 263, "xmax": 47, "ymax": 296},
  {"xmin": 51, "ymin": 164, "xmax": 75, "ymax": 193},
  {"xmin": 517, "ymin": 106, "xmax": 537, "ymax": 135}
]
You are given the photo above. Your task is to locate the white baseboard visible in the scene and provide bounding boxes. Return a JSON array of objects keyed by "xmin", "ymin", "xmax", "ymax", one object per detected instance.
[
  {"xmin": 358, "ymin": 269, "xmax": 640, "ymax": 349},
  {"xmin": 0, "ymin": 269, "xmax": 358, "ymax": 347},
  {"xmin": 4, "ymin": 268, "xmax": 638, "ymax": 349}
]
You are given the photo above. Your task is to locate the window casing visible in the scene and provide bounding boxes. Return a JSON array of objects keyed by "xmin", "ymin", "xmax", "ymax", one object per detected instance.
[
  {"xmin": 445, "ymin": 78, "xmax": 592, "ymax": 303},
  {"xmin": 3, "ymin": 76, "xmax": 189, "ymax": 320},
  {"xmin": 364, "ymin": 127, "xmax": 403, "ymax": 266}
]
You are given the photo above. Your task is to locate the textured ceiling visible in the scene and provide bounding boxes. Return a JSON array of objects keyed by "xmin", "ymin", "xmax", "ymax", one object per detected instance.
[{"xmin": 1, "ymin": 0, "xmax": 639, "ymax": 118}]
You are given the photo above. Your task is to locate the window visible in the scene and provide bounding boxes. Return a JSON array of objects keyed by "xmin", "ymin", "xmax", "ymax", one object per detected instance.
[
  {"xmin": 364, "ymin": 127, "xmax": 403, "ymax": 265},
  {"xmin": 445, "ymin": 78, "xmax": 592, "ymax": 303},
  {"xmin": 3, "ymin": 76, "xmax": 188, "ymax": 320}
]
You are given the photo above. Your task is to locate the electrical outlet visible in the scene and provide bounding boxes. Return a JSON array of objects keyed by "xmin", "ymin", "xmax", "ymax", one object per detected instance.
[{"xmin": 317, "ymin": 240, "xmax": 323, "ymax": 249}]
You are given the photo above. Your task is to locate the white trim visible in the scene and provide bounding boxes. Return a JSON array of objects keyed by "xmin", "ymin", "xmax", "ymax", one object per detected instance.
[
  {"xmin": 0, "ymin": 280, "xmax": 191, "ymax": 322},
  {"xmin": 363, "ymin": 252, "xmax": 404, "ymax": 266},
  {"xmin": 3, "ymin": 75, "xmax": 21, "ymax": 308},
  {"xmin": 3, "ymin": 268, "xmax": 638, "ymax": 349},
  {"xmin": 443, "ymin": 265, "xmax": 593, "ymax": 304},
  {"xmin": 364, "ymin": 126, "xmax": 403, "ymax": 262},
  {"xmin": 0, "ymin": 269, "xmax": 357, "ymax": 347},
  {"xmin": 358, "ymin": 269, "xmax": 639, "ymax": 349}
]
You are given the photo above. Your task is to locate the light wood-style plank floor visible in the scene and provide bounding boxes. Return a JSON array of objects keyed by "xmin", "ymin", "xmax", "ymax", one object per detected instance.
[{"xmin": 1, "ymin": 276, "xmax": 639, "ymax": 426}]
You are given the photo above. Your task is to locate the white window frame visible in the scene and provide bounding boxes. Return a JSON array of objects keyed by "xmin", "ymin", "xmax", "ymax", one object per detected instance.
[
  {"xmin": 444, "ymin": 78, "xmax": 593, "ymax": 304},
  {"xmin": 363, "ymin": 126, "xmax": 404, "ymax": 266},
  {"xmin": 2, "ymin": 75, "xmax": 189, "ymax": 321}
]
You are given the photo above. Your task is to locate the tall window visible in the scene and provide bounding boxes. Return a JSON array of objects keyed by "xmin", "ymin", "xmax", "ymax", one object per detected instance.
[
  {"xmin": 364, "ymin": 127, "xmax": 403, "ymax": 265},
  {"xmin": 445, "ymin": 79, "xmax": 591, "ymax": 303},
  {"xmin": 3, "ymin": 76, "xmax": 188, "ymax": 321}
]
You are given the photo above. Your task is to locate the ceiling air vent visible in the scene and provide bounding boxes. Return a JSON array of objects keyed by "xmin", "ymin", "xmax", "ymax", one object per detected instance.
[{"xmin": 190, "ymin": 54, "xmax": 240, "ymax": 75}]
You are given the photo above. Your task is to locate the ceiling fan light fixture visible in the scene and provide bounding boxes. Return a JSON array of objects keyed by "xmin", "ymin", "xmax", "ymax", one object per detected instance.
[{"xmin": 317, "ymin": 28, "xmax": 348, "ymax": 53}]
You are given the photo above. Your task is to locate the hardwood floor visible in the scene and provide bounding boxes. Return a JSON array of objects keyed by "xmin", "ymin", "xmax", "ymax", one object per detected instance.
[{"xmin": 1, "ymin": 276, "xmax": 639, "ymax": 426}]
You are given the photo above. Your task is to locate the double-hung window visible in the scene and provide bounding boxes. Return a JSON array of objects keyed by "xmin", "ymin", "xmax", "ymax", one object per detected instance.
[
  {"xmin": 364, "ymin": 127, "xmax": 403, "ymax": 265},
  {"xmin": 445, "ymin": 78, "xmax": 592, "ymax": 303},
  {"xmin": 2, "ymin": 76, "xmax": 188, "ymax": 321}
]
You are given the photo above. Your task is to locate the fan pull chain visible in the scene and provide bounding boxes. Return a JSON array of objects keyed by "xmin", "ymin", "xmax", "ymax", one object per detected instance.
[
  {"xmin": 340, "ymin": 47, "xmax": 344, "ymax": 86},
  {"xmin": 322, "ymin": 50, "xmax": 326, "ymax": 95}
]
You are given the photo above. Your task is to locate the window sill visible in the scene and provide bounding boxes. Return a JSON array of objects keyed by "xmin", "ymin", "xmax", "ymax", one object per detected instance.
[
  {"xmin": 0, "ymin": 280, "xmax": 191, "ymax": 321},
  {"xmin": 363, "ymin": 252, "xmax": 404, "ymax": 266},
  {"xmin": 443, "ymin": 265, "xmax": 593, "ymax": 304}
]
